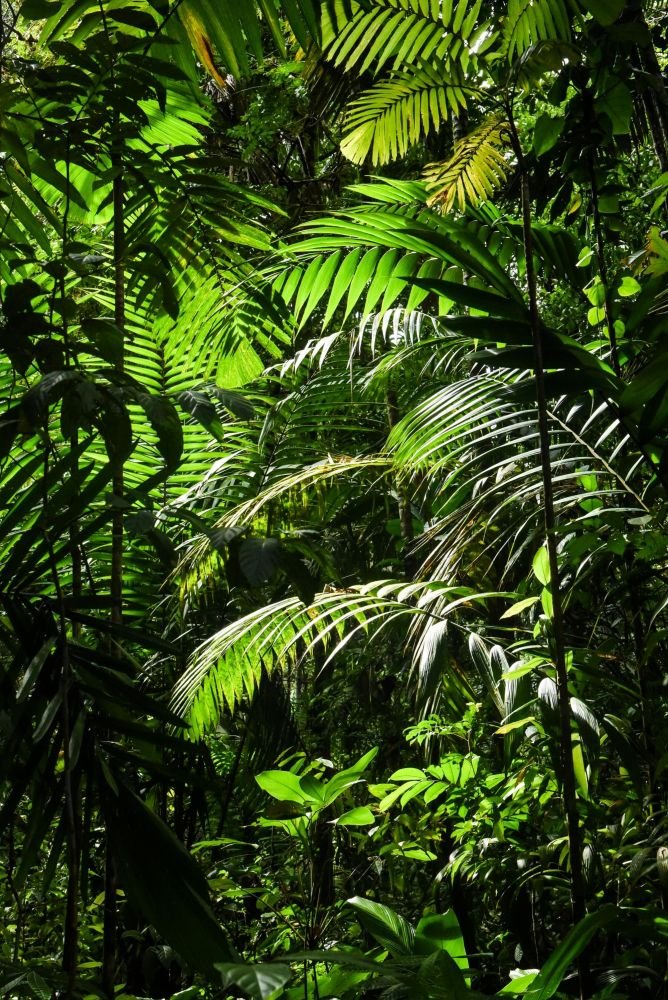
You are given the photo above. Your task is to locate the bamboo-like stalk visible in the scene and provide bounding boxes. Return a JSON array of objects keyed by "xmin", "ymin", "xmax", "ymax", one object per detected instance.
[
  {"xmin": 507, "ymin": 112, "xmax": 588, "ymax": 998},
  {"xmin": 56, "ymin": 132, "xmax": 82, "ymax": 998},
  {"xmin": 101, "ymin": 141, "xmax": 125, "ymax": 1000}
]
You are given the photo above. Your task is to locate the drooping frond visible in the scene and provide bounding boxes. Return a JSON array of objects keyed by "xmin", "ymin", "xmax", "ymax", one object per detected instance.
[
  {"xmin": 387, "ymin": 375, "xmax": 647, "ymax": 586},
  {"xmin": 340, "ymin": 67, "xmax": 467, "ymax": 165},
  {"xmin": 424, "ymin": 114, "xmax": 512, "ymax": 212},
  {"xmin": 209, "ymin": 457, "xmax": 391, "ymax": 529},
  {"xmin": 275, "ymin": 202, "xmax": 526, "ymax": 319},
  {"xmin": 172, "ymin": 581, "xmax": 500, "ymax": 736},
  {"xmin": 501, "ymin": 0, "xmax": 571, "ymax": 61},
  {"xmin": 322, "ymin": 0, "xmax": 493, "ymax": 78},
  {"xmin": 174, "ymin": 356, "xmax": 393, "ymax": 597},
  {"xmin": 177, "ymin": 455, "xmax": 392, "ymax": 589},
  {"xmin": 323, "ymin": 0, "xmax": 495, "ymax": 165},
  {"xmin": 269, "ymin": 179, "xmax": 586, "ymax": 331}
]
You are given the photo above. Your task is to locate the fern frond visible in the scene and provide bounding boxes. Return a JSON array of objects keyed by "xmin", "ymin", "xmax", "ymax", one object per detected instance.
[{"xmin": 424, "ymin": 114, "xmax": 512, "ymax": 212}]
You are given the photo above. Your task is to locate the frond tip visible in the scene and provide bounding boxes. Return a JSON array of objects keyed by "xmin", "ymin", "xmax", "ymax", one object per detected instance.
[{"xmin": 424, "ymin": 114, "xmax": 512, "ymax": 213}]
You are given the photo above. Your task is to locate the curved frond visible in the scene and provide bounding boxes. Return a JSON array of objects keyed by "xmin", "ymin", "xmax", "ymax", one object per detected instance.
[
  {"xmin": 172, "ymin": 580, "xmax": 499, "ymax": 736},
  {"xmin": 387, "ymin": 375, "xmax": 647, "ymax": 587},
  {"xmin": 340, "ymin": 67, "xmax": 467, "ymax": 165},
  {"xmin": 274, "ymin": 204, "xmax": 525, "ymax": 327},
  {"xmin": 323, "ymin": 0, "xmax": 494, "ymax": 77},
  {"xmin": 425, "ymin": 114, "xmax": 513, "ymax": 212},
  {"xmin": 502, "ymin": 0, "xmax": 571, "ymax": 61}
]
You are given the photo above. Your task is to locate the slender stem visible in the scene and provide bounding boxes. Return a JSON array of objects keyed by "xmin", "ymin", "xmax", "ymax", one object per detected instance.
[
  {"xmin": 588, "ymin": 150, "xmax": 620, "ymax": 376},
  {"xmin": 508, "ymin": 111, "xmax": 588, "ymax": 997},
  {"xmin": 102, "ymin": 838, "xmax": 117, "ymax": 999},
  {"xmin": 102, "ymin": 126, "xmax": 125, "ymax": 1000},
  {"xmin": 386, "ymin": 386, "xmax": 414, "ymax": 549},
  {"xmin": 58, "ymin": 609, "xmax": 80, "ymax": 995},
  {"xmin": 54, "ymin": 129, "xmax": 82, "ymax": 996},
  {"xmin": 110, "ymin": 161, "xmax": 125, "ymax": 630}
]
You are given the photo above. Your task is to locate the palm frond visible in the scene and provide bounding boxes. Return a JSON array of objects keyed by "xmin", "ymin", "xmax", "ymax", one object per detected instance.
[
  {"xmin": 424, "ymin": 114, "xmax": 512, "ymax": 212},
  {"xmin": 323, "ymin": 0, "xmax": 494, "ymax": 77},
  {"xmin": 172, "ymin": 580, "xmax": 500, "ymax": 736},
  {"xmin": 275, "ymin": 202, "xmax": 525, "ymax": 326},
  {"xmin": 208, "ymin": 457, "xmax": 391, "ymax": 530},
  {"xmin": 323, "ymin": 0, "xmax": 496, "ymax": 165},
  {"xmin": 502, "ymin": 0, "xmax": 571, "ymax": 61},
  {"xmin": 387, "ymin": 374, "xmax": 647, "ymax": 589},
  {"xmin": 340, "ymin": 66, "xmax": 467, "ymax": 165}
]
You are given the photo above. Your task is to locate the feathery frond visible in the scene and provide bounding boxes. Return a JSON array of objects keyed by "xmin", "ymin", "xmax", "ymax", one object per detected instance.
[
  {"xmin": 502, "ymin": 0, "xmax": 571, "ymax": 61},
  {"xmin": 425, "ymin": 114, "xmax": 513, "ymax": 212},
  {"xmin": 323, "ymin": 0, "xmax": 493, "ymax": 77},
  {"xmin": 172, "ymin": 580, "xmax": 501, "ymax": 736},
  {"xmin": 340, "ymin": 67, "xmax": 468, "ymax": 166}
]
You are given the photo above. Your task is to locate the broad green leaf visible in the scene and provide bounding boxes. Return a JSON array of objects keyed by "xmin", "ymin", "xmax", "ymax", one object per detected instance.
[
  {"xmin": 103, "ymin": 781, "xmax": 234, "ymax": 975},
  {"xmin": 594, "ymin": 80, "xmax": 633, "ymax": 135},
  {"xmin": 572, "ymin": 741, "xmax": 589, "ymax": 797},
  {"xmin": 389, "ymin": 767, "xmax": 426, "ymax": 781},
  {"xmin": 378, "ymin": 780, "xmax": 420, "ymax": 812},
  {"xmin": 540, "ymin": 586, "xmax": 553, "ymax": 619},
  {"xmin": 617, "ymin": 276, "xmax": 641, "ymax": 298},
  {"xmin": 347, "ymin": 896, "xmax": 415, "ymax": 956},
  {"xmin": 497, "ymin": 972, "xmax": 539, "ymax": 995},
  {"xmin": 81, "ymin": 319, "xmax": 124, "ymax": 366},
  {"xmin": 533, "ymin": 114, "xmax": 564, "ymax": 157},
  {"xmin": 495, "ymin": 716, "xmax": 535, "ymax": 735},
  {"xmin": 135, "ymin": 392, "xmax": 184, "ymax": 470},
  {"xmin": 532, "ymin": 547, "xmax": 550, "ymax": 586},
  {"xmin": 501, "ymin": 596, "xmax": 540, "ymax": 619},
  {"xmin": 299, "ymin": 774, "xmax": 328, "ymax": 804},
  {"xmin": 239, "ymin": 537, "xmax": 282, "ymax": 586},
  {"xmin": 417, "ymin": 948, "xmax": 473, "ymax": 999},
  {"xmin": 323, "ymin": 747, "xmax": 378, "ymax": 804},
  {"xmin": 256, "ymin": 770, "xmax": 313, "ymax": 804},
  {"xmin": 415, "ymin": 909, "xmax": 469, "ymax": 970},
  {"xmin": 335, "ymin": 806, "xmax": 376, "ymax": 826},
  {"xmin": 216, "ymin": 962, "xmax": 291, "ymax": 999}
]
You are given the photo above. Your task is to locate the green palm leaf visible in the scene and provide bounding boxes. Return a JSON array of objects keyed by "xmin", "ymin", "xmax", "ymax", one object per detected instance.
[
  {"xmin": 425, "ymin": 113, "xmax": 513, "ymax": 212},
  {"xmin": 341, "ymin": 67, "xmax": 468, "ymax": 165},
  {"xmin": 172, "ymin": 581, "xmax": 499, "ymax": 736},
  {"xmin": 502, "ymin": 0, "xmax": 571, "ymax": 61}
]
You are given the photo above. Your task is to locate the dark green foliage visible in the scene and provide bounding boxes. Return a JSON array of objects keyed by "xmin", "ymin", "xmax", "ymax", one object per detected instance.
[{"xmin": 1, "ymin": 1, "xmax": 668, "ymax": 998}]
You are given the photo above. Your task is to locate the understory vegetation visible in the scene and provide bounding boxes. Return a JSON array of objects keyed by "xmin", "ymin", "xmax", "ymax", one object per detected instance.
[{"xmin": 1, "ymin": 1, "xmax": 668, "ymax": 998}]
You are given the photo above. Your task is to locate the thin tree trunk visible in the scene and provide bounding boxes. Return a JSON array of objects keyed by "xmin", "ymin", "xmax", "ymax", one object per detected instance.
[
  {"xmin": 626, "ymin": 0, "xmax": 668, "ymax": 171},
  {"xmin": 102, "ymin": 140, "xmax": 125, "ymax": 1000},
  {"xmin": 386, "ymin": 387, "xmax": 414, "ymax": 549},
  {"xmin": 58, "ymin": 132, "xmax": 82, "ymax": 999},
  {"xmin": 508, "ymin": 114, "xmax": 589, "ymax": 998}
]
